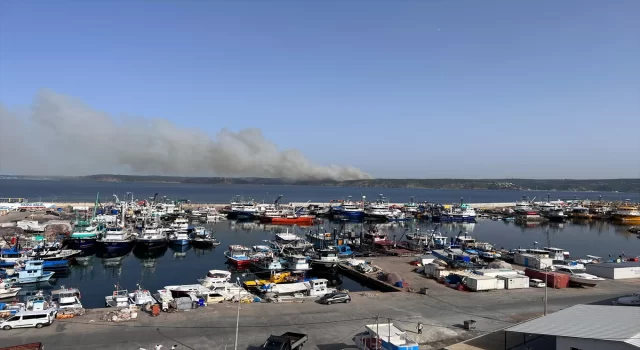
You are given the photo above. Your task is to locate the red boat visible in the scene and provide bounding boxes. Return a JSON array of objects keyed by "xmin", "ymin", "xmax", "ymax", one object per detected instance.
[{"xmin": 271, "ymin": 215, "xmax": 315, "ymax": 225}]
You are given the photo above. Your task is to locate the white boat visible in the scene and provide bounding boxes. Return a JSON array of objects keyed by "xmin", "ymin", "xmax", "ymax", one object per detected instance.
[
  {"xmin": 105, "ymin": 284, "xmax": 132, "ymax": 307},
  {"xmin": 209, "ymin": 281, "xmax": 253, "ymax": 301},
  {"xmin": 170, "ymin": 217, "xmax": 189, "ymax": 231},
  {"xmin": 168, "ymin": 231, "xmax": 191, "ymax": 246},
  {"xmin": 543, "ymin": 247, "xmax": 568, "ymax": 260},
  {"xmin": 0, "ymin": 282, "xmax": 20, "ymax": 299},
  {"xmin": 262, "ymin": 278, "xmax": 334, "ymax": 297},
  {"xmin": 198, "ymin": 270, "xmax": 232, "ymax": 288},
  {"xmin": 614, "ymin": 293, "xmax": 640, "ymax": 306},
  {"xmin": 163, "ymin": 284, "xmax": 212, "ymax": 302},
  {"xmin": 50, "ymin": 287, "xmax": 83, "ymax": 310},
  {"xmin": 128, "ymin": 285, "xmax": 157, "ymax": 306},
  {"xmin": 275, "ymin": 232, "xmax": 301, "ymax": 243},
  {"xmin": 553, "ymin": 264, "xmax": 605, "ymax": 287},
  {"xmin": 309, "ymin": 249, "xmax": 339, "ymax": 270},
  {"xmin": 354, "ymin": 323, "xmax": 419, "ymax": 350},
  {"xmin": 285, "ymin": 255, "xmax": 310, "ymax": 271}
]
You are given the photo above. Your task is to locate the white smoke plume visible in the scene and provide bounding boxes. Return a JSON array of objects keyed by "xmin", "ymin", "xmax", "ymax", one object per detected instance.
[{"xmin": 0, "ymin": 90, "xmax": 371, "ymax": 181}]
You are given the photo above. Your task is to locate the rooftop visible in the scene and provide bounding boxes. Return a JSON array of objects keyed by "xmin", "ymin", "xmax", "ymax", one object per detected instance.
[{"xmin": 506, "ymin": 305, "xmax": 640, "ymax": 347}]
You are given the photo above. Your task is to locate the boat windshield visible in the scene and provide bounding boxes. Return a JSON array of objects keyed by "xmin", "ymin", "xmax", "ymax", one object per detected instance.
[
  {"xmin": 207, "ymin": 272, "xmax": 227, "ymax": 278},
  {"xmin": 59, "ymin": 300, "xmax": 79, "ymax": 307}
]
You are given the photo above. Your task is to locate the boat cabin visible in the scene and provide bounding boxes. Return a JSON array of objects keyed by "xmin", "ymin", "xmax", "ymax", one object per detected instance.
[
  {"xmin": 315, "ymin": 249, "xmax": 339, "ymax": 262},
  {"xmin": 543, "ymin": 247, "xmax": 567, "ymax": 260},
  {"xmin": 51, "ymin": 287, "xmax": 82, "ymax": 309},
  {"xmin": 287, "ymin": 255, "xmax": 310, "ymax": 270},
  {"xmin": 306, "ymin": 279, "xmax": 331, "ymax": 297}
]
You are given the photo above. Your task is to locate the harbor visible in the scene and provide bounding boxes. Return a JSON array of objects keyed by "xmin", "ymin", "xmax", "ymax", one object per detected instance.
[{"xmin": 1, "ymin": 188, "xmax": 640, "ymax": 349}]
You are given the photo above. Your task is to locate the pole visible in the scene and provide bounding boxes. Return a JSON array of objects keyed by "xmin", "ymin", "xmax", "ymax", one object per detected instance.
[
  {"xmin": 542, "ymin": 263, "xmax": 548, "ymax": 316},
  {"xmin": 376, "ymin": 315, "xmax": 380, "ymax": 349},
  {"xmin": 387, "ymin": 318, "xmax": 391, "ymax": 346},
  {"xmin": 235, "ymin": 277, "xmax": 240, "ymax": 350}
]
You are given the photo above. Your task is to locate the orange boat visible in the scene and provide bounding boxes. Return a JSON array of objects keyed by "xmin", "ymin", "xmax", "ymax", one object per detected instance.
[{"xmin": 271, "ymin": 215, "xmax": 315, "ymax": 225}]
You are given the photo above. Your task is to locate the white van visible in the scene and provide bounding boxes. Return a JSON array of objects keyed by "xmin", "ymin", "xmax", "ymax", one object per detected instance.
[{"xmin": 0, "ymin": 309, "xmax": 56, "ymax": 330}]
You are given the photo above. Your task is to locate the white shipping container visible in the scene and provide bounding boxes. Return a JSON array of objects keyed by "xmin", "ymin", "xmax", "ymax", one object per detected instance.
[
  {"xmin": 465, "ymin": 276, "xmax": 500, "ymax": 291},
  {"xmin": 475, "ymin": 269, "xmax": 519, "ymax": 277},
  {"xmin": 586, "ymin": 262, "xmax": 640, "ymax": 280},
  {"xmin": 514, "ymin": 254, "xmax": 553, "ymax": 269},
  {"xmin": 498, "ymin": 275, "xmax": 530, "ymax": 289}
]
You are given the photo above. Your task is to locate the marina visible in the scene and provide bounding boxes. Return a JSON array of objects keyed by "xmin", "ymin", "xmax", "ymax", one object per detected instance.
[{"xmin": 1, "ymin": 184, "xmax": 640, "ymax": 349}]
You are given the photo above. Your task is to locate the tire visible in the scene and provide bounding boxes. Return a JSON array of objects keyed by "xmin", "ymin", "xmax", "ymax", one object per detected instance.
[
  {"xmin": 345, "ymin": 299, "xmax": 351, "ymax": 303},
  {"xmin": 3, "ymin": 325, "xmax": 11, "ymax": 330},
  {"xmin": 327, "ymin": 301, "xmax": 332, "ymax": 305},
  {"xmin": 35, "ymin": 323, "xmax": 43, "ymax": 329}
]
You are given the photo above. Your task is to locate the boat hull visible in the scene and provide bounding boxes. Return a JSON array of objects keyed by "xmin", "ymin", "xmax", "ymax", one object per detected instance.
[
  {"xmin": 192, "ymin": 239, "xmax": 217, "ymax": 248},
  {"xmin": 310, "ymin": 260, "xmax": 338, "ymax": 272},
  {"xmin": 135, "ymin": 239, "xmax": 167, "ymax": 250},
  {"xmin": 96, "ymin": 240, "xmax": 135, "ymax": 251},
  {"xmin": 271, "ymin": 217, "xmax": 315, "ymax": 225},
  {"xmin": 169, "ymin": 239, "xmax": 190, "ymax": 246},
  {"xmin": 433, "ymin": 215, "xmax": 476, "ymax": 222},
  {"xmin": 64, "ymin": 237, "xmax": 97, "ymax": 250},
  {"xmin": 0, "ymin": 288, "xmax": 20, "ymax": 299},
  {"xmin": 569, "ymin": 277, "xmax": 603, "ymax": 287},
  {"xmin": 9, "ymin": 272, "xmax": 55, "ymax": 285}
]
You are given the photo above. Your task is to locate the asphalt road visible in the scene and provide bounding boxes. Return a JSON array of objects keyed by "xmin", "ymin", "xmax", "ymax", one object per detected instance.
[{"xmin": 2, "ymin": 279, "xmax": 638, "ymax": 350}]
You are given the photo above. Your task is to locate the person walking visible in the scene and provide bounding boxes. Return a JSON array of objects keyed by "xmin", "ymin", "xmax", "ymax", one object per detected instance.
[{"xmin": 417, "ymin": 322, "xmax": 423, "ymax": 334}]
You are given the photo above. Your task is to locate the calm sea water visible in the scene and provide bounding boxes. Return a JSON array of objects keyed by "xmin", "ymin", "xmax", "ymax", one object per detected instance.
[
  {"xmin": 1, "ymin": 179, "xmax": 638, "ymax": 203},
  {"xmin": 2, "ymin": 180, "xmax": 639, "ymax": 308}
]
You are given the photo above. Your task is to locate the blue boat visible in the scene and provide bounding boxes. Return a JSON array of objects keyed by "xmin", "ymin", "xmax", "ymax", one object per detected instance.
[
  {"xmin": 335, "ymin": 245, "xmax": 354, "ymax": 258},
  {"xmin": 42, "ymin": 260, "xmax": 70, "ymax": 272},
  {"xmin": 96, "ymin": 227, "xmax": 135, "ymax": 250},
  {"xmin": 4, "ymin": 260, "xmax": 55, "ymax": 285},
  {"xmin": 168, "ymin": 231, "xmax": 191, "ymax": 246},
  {"xmin": 0, "ymin": 245, "xmax": 28, "ymax": 268},
  {"xmin": 329, "ymin": 198, "xmax": 365, "ymax": 221}
]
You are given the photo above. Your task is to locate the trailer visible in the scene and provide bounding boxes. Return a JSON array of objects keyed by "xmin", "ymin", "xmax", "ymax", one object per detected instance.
[{"xmin": 263, "ymin": 332, "xmax": 308, "ymax": 350}]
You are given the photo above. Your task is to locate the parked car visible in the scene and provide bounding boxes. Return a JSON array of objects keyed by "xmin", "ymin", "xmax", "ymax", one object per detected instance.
[
  {"xmin": 318, "ymin": 292, "xmax": 351, "ymax": 305},
  {"xmin": 529, "ymin": 278, "xmax": 546, "ymax": 288}
]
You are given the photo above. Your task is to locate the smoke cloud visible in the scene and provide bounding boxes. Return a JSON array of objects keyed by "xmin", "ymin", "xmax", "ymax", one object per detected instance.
[{"xmin": 0, "ymin": 90, "xmax": 371, "ymax": 181}]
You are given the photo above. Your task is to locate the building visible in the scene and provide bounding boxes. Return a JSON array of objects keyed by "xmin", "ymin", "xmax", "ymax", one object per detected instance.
[
  {"xmin": 505, "ymin": 304, "xmax": 640, "ymax": 349},
  {"xmin": 586, "ymin": 262, "xmax": 640, "ymax": 280}
]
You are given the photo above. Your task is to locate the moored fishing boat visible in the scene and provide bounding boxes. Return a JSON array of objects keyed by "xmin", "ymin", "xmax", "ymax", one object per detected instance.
[
  {"xmin": 168, "ymin": 231, "xmax": 191, "ymax": 246},
  {"xmin": 64, "ymin": 193, "xmax": 102, "ymax": 250},
  {"xmin": 309, "ymin": 248, "xmax": 339, "ymax": 272},
  {"xmin": 198, "ymin": 269, "xmax": 232, "ymax": 288},
  {"xmin": 271, "ymin": 214, "xmax": 315, "ymax": 225},
  {"xmin": 612, "ymin": 205, "xmax": 640, "ymax": 224},
  {"xmin": 96, "ymin": 226, "xmax": 136, "ymax": 250},
  {"xmin": 3, "ymin": 260, "xmax": 54, "ymax": 285},
  {"xmin": 224, "ymin": 245, "xmax": 254, "ymax": 267},
  {"xmin": 329, "ymin": 197, "xmax": 365, "ymax": 221},
  {"xmin": 50, "ymin": 286, "xmax": 83, "ymax": 311},
  {"xmin": 0, "ymin": 281, "xmax": 21, "ymax": 299},
  {"xmin": 135, "ymin": 227, "xmax": 168, "ymax": 250}
]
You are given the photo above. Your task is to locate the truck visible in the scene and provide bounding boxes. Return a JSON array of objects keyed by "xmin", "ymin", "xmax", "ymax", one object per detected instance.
[{"xmin": 263, "ymin": 332, "xmax": 308, "ymax": 350}]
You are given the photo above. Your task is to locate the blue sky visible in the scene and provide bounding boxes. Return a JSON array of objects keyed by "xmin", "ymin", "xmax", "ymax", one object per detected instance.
[{"xmin": 1, "ymin": 1, "xmax": 639, "ymax": 179}]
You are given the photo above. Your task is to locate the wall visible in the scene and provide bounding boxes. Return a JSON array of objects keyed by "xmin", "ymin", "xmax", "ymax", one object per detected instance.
[{"xmin": 556, "ymin": 337, "xmax": 636, "ymax": 350}]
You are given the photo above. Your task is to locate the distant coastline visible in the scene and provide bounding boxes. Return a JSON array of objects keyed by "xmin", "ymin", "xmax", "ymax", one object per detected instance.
[{"xmin": 1, "ymin": 174, "xmax": 639, "ymax": 193}]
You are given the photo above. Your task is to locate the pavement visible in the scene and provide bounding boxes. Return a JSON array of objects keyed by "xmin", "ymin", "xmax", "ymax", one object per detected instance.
[{"xmin": 2, "ymin": 277, "xmax": 639, "ymax": 350}]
